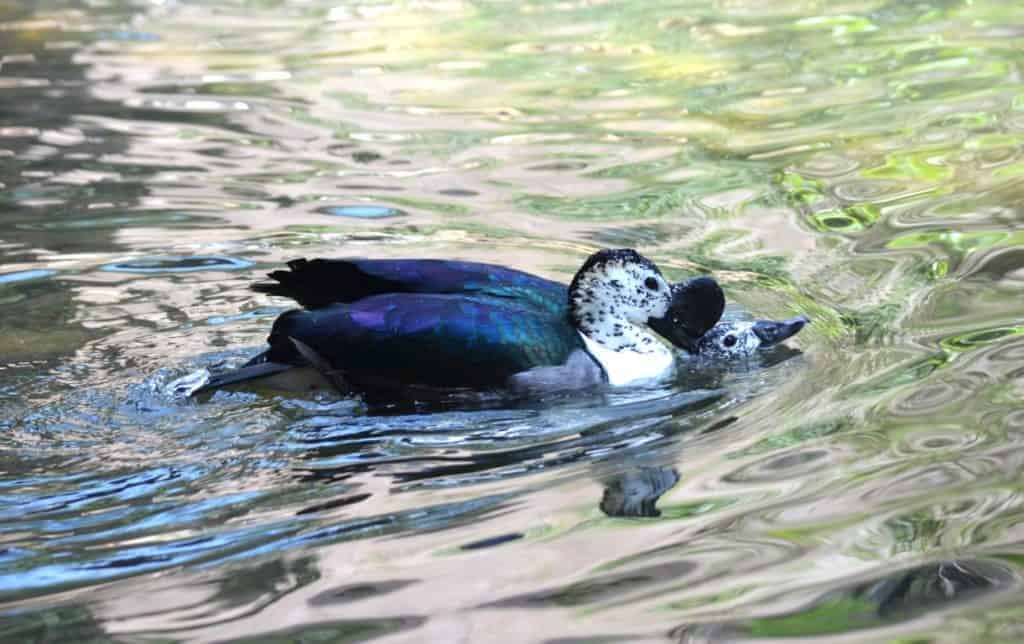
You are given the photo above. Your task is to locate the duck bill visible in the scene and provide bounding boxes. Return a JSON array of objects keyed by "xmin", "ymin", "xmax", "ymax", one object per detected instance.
[
  {"xmin": 648, "ymin": 276, "xmax": 725, "ymax": 352},
  {"xmin": 648, "ymin": 315, "xmax": 698, "ymax": 352},
  {"xmin": 751, "ymin": 316, "xmax": 809, "ymax": 347}
]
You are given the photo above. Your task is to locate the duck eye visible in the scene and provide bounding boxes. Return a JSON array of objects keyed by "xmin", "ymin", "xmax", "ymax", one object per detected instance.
[
  {"xmin": 644, "ymin": 277, "xmax": 659, "ymax": 291},
  {"xmin": 723, "ymin": 335, "xmax": 737, "ymax": 347}
]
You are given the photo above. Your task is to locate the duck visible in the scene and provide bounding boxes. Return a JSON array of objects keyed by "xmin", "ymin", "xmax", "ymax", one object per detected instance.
[
  {"xmin": 191, "ymin": 249, "xmax": 726, "ymax": 397},
  {"xmin": 684, "ymin": 312, "xmax": 809, "ymax": 360}
]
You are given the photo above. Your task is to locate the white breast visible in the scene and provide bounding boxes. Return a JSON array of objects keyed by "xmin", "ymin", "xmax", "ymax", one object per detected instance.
[{"xmin": 579, "ymin": 331, "xmax": 675, "ymax": 386}]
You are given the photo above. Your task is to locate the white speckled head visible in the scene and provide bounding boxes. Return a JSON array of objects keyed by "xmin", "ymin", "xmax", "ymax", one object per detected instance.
[
  {"xmin": 568, "ymin": 249, "xmax": 672, "ymax": 352},
  {"xmin": 693, "ymin": 316, "xmax": 809, "ymax": 360}
]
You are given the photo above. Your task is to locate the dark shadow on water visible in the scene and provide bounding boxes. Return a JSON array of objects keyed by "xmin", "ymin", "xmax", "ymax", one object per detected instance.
[
  {"xmin": 229, "ymin": 616, "xmax": 427, "ymax": 644},
  {"xmin": 670, "ymin": 559, "xmax": 1019, "ymax": 641},
  {"xmin": 483, "ymin": 560, "xmax": 699, "ymax": 609},
  {"xmin": 460, "ymin": 532, "xmax": 525, "ymax": 550},
  {"xmin": 308, "ymin": 579, "xmax": 419, "ymax": 606}
]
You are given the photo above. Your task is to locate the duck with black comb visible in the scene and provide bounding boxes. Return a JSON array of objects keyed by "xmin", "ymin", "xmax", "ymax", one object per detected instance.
[{"xmin": 188, "ymin": 249, "xmax": 726, "ymax": 397}]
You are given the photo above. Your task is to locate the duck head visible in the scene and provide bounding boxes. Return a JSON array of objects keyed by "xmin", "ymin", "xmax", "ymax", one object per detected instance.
[
  {"xmin": 647, "ymin": 276, "xmax": 726, "ymax": 352},
  {"xmin": 568, "ymin": 248, "xmax": 673, "ymax": 352},
  {"xmin": 691, "ymin": 315, "xmax": 809, "ymax": 360}
]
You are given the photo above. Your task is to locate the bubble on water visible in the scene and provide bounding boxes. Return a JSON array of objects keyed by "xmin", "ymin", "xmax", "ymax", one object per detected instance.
[
  {"xmin": 101, "ymin": 256, "xmax": 253, "ymax": 273},
  {"xmin": 317, "ymin": 205, "xmax": 405, "ymax": 219},
  {"xmin": 794, "ymin": 153, "xmax": 860, "ymax": 178},
  {"xmin": 832, "ymin": 178, "xmax": 904, "ymax": 203},
  {"xmin": 0, "ymin": 269, "xmax": 56, "ymax": 285}
]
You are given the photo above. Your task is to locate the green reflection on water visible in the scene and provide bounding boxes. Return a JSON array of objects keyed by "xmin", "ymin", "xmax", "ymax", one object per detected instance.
[
  {"xmin": 232, "ymin": 618, "xmax": 425, "ymax": 644},
  {"xmin": 746, "ymin": 595, "xmax": 880, "ymax": 637},
  {"xmin": 3, "ymin": 0, "xmax": 1024, "ymax": 641}
]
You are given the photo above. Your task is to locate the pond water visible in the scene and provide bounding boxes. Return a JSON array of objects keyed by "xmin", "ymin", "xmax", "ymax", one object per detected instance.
[{"xmin": 3, "ymin": 1, "xmax": 1024, "ymax": 641}]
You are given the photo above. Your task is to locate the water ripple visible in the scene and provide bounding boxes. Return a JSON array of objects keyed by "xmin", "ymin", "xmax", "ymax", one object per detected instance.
[
  {"xmin": 2, "ymin": 0, "xmax": 1024, "ymax": 640},
  {"xmin": 101, "ymin": 256, "xmax": 253, "ymax": 273}
]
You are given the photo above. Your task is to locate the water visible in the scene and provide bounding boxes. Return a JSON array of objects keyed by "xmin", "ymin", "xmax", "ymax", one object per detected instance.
[{"xmin": 2, "ymin": 0, "xmax": 1024, "ymax": 641}]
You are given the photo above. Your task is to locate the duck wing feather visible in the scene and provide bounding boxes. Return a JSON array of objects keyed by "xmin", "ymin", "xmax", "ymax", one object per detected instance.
[
  {"xmin": 253, "ymin": 258, "xmax": 566, "ymax": 314},
  {"xmin": 263, "ymin": 292, "xmax": 583, "ymax": 389}
]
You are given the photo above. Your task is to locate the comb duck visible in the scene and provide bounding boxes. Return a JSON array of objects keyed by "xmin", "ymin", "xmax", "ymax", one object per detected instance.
[{"xmin": 192, "ymin": 249, "xmax": 725, "ymax": 396}]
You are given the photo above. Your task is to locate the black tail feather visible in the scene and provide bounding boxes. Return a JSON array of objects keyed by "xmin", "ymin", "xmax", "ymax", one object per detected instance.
[{"xmin": 252, "ymin": 258, "xmax": 401, "ymax": 309}]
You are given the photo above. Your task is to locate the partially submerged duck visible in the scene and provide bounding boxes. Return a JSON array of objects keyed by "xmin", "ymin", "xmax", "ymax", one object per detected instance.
[
  {"xmin": 688, "ymin": 315, "xmax": 809, "ymax": 360},
  {"xmin": 650, "ymin": 285, "xmax": 808, "ymax": 361},
  {"xmin": 191, "ymin": 249, "xmax": 726, "ymax": 397}
]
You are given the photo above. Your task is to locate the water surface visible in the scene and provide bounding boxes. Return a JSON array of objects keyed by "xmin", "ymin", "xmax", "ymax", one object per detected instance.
[{"xmin": 3, "ymin": 0, "xmax": 1024, "ymax": 641}]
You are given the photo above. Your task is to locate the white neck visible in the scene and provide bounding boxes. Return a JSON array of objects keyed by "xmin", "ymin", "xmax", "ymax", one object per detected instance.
[{"xmin": 579, "ymin": 329, "xmax": 675, "ymax": 386}]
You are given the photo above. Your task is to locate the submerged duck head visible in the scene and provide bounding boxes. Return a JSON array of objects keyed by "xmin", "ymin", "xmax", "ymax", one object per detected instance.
[
  {"xmin": 691, "ymin": 315, "xmax": 809, "ymax": 360},
  {"xmin": 568, "ymin": 249, "xmax": 672, "ymax": 352},
  {"xmin": 648, "ymin": 277, "xmax": 726, "ymax": 352}
]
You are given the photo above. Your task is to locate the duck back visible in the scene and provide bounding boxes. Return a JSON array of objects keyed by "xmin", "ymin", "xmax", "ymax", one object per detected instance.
[
  {"xmin": 264, "ymin": 293, "xmax": 583, "ymax": 389},
  {"xmin": 254, "ymin": 258, "xmax": 566, "ymax": 315}
]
